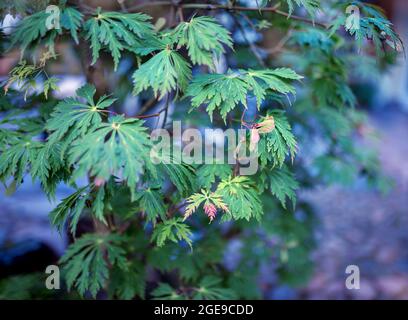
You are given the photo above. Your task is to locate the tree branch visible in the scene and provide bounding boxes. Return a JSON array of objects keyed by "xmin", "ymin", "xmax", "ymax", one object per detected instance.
[
  {"xmin": 231, "ymin": 13, "xmax": 266, "ymax": 67},
  {"xmin": 126, "ymin": 1, "xmax": 327, "ymax": 28}
]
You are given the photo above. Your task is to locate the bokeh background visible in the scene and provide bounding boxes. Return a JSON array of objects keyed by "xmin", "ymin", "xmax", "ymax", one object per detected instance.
[{"xmin": 0, "ymin": 0, "xmax": 408, "ymax": 299}]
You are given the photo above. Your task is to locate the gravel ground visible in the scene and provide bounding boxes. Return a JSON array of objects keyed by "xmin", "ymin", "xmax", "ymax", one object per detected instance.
[{"xmin": 300, "ymin": 108, "xmax": 408, "ymax": 299}]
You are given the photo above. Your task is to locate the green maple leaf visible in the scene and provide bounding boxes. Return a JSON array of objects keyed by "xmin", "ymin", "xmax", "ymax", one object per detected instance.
[
  {"xmin": 49, "ymin": 184, "xmax": 108, "ymax": 234},
  {"xmin": 0, "ymin": 128, "xmax": 68, "ymax": 196},
  {"xmin": 187, "ymin": 71, "xmax": 248, "ymax": 122},
  {"xmin": 30, "ymin": 142, "xmax": 67, "ymax": 196},
  {"xmin": 61, "ymin": 7, "xmax": 83, "ymax": 44},
  {"xmin": 84, "ymin": 10, "xmax": 154, "ymax": 70},
  {"xmin": 133, "ymin": 48, "xmax": 191, "ymax": 98},
  {"xmin": 151, "ymin": 217, "xmax": 193, "ymax": 249},
  {"xmin": 68, "ymin": 116, "xmax": 155, "ymax": 200},
  {"xmin": 193, "ymin": 276, "xmax": 237, "ymax": 300},
  {"xmin": 151, "ymin": 283, "xmax": 185, "ymax": 300},
  {"xmin": 172, "ymin": 16, "xmax": 232, "ymax": 69},
  {"xmin": 43, "ymin": 77, "xmax": 59, "ymax": 99},
  {"xmin": 261, "ymin": 165, "xmax": 299, "ymax": 209},
  {"xmin": 258, "ymin": 110, "xmax": 297, "ymax": 167},
  {"xmin": 46, "ymin": 84, "xmax": 116, "ymax": 148},
  {"xmin": 135, "ymin": 188, "xmax": 166, "ymax": 222},
  {"xmin": 216, "ymin": 176, "xmax": 263, "ymax": 221},
  {"xmin": 245, "ymin": 68, "xmax": 303, "ymax": 109},
  {"xmin": 187, "ymin": 68, "xmax": 301, "ymax": 122},
  {"xmin": 156, "ymin": 162, "xmax": 197, "ymax": 196},
  {"xmin": 286, "ymin": 0, "xmax": 320, "ymax": 17},
  {"xmin": 11, "ymin": 7, "xmax": 83, "ymax": 51},
  {"xmin": 109, "ymin": 262, "xmax": 146, "ymax": 300},
  {"xmin": 0, "ymin": 138, "xmax": 39, "ymax": 187},
  {"xmin": 49, "ymin": 186, "xmax": 89, "ymax": 234},
  {"xmin": 11, "ymin": 11, "xmax": 54, "ymax": 51},
  {"xmin": 197, "ymin": 164, "xmax": 232, "ymax": 189},
  {"xmin": 329, "ymin": 1, "xmax": 403, "ymax": 56},
  {"xmin": 60, "ymin": 233, "xmax": 127, "ymax": 298}
]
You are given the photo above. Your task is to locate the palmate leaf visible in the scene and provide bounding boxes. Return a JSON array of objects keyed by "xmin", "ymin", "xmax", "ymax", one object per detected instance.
[
  {"xmin": 186, "ymin": 68, "xmax": 301, "ymax": 122},
  {"xmin": 184, "ymin": 189, "xmax": 229, "ymax": 222},
  {"xmin": 245, "ymin": 68, "xmax": 303, "ymax": 109},
  {"xmin": 134, "ymin": 188, "xmax": 166, "ymax": 222},
  {"xmin": 286, "ymin": 0, "xmax": 320, "ymax": 17},
  {"xmin": 0, "ymin": 129, "xmax": 20, "ymax": 151},
  {"xmin": 43, "ymin": 77, "xmax": 59, "ymax": 99},
  {"xmin": 197, "ymin": 164, "xmax": 232, "ymax": 189},
  {"xmin": 29, "ymin": 142, "xmax": 67, "ymax": 196},
  {"xmin": 0, "ymin": 138, "xmax": 39, "ymax": 186},
  {"xmin": 0, "ymin": 128, "xmax": 67, "ymax": 196},
  {"xmin": 172, "ymin": 16, "xmax": 233, "ymax": 70},
  {"xmin": 69, "ymin": 116, "xmax": 155, "ymax": 200},
  {"xmin": 151, "ymin": 217, "xmax": 193, "ymax": 249},
  {"xmin": 0, "ymin": 272, "xmax": 54, "ymax": 300},
  {"xmin": 49, "ymin": 186, "xmax": 88, "ymax": 234},
  {"xmin": 287, "ymin": 35, "xmax": 357, "ymax": 108},
  {"xmin": 147, "ymin": 232, "xmax": 225, "ymax": 281},
  {"xmin": 152, "ymin": 276, "xmax": 236, "ymax": 300},
  {"xmin": 329, "ymin": 1, "xmax": 403, "ymax": 55},
  {"xmin": 193, "ymin": 276, "xmax": 237, "ymax": 300},
  {"xmin": 11, "ymin": 7, "xmax": 83, "ymax": 51},
  {"xmin": 84, "ymin": 10, "xmax": 154, "ymax": 70},
  {"xmin": 156, "ymin": 162, "xmax": 197, "ymax": 196},
  {"xmin": 108, "ymin": 262, "xmax": 145, "ymax": 300},
  {"xmin": 46, "ymin": 84, "xmax": 116, "ymax": 147},
  {"xmin": 258, "ymin": 110, "xmax": 297, "ymax": 167},
  {"xmin": 290, "ymin": 28, "xmax": 334, "ymax": 52},
  {"xmin": 151, "ymin": 283, "xmax": 185, "ymax": 300},
  {"xmin": 313, "ymin": 77, "xmax": 356, "ymax": 109},
  {"xmin": 291, "ymin": 48, "xmax": 356, "ymax": 109},
  {"xmin": 11, "ymin": 10, "xmax": 53, "ymax": 50},
  {"xmin": 49, "ymin": 185, "xmax": 107, "ymax": 234},
  {"xmin": 4, "ymin": 61, "xmax": 58, "ymax": 101},
  {"xmin": 133, "ymin": 48, "xmax": 191, "ymax": 98},
  {"xmin": 178, "ymin": 234, "xmax": 225, "ymax": 281},
  {"xmin": 261, "ymin": 165, "xmax": 299, "ymax": 209},
  {"xmin": 186, "ymin": 72, "xmax": 247, "ymax": 122},
  {"xmin": 216, "ymin": 176, "xmax": 263, "ymax": 221},
  {"xmin": 60, "ymin": 233, "xmax": 127, "ymax": 298},
  {"xmin": 3, "ymin": 61, "xmax": 39, "ymax": 98},
  {"xmin": 60, "ymin": 7, "xmax": 83, "ymax": 44}
]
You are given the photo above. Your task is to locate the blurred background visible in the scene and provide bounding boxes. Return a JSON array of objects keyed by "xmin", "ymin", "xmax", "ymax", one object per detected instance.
[{"xmin": 0, "ymin": 0, "xmax": 408, "ymax": 299}]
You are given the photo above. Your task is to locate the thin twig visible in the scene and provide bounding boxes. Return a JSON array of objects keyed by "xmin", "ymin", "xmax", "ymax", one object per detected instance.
[
  {"xmin": 161, "ymin": 94, "xmax": 171, "ymax": 128},
  {"xmin": 177, "ymin": 6, "xmax": 185, "ymax": 22},
  {"xmin": 232, "ymin": 13, "xmax": 266, "ymax": 67},
  {"xmin": 167, "ymin": 201, "xmax": 186, "ymax": 218},
  {"xmin": 265, "ymin": 29, "xmax": 293, "ymax": 54},
  {"xmin": 125, "ymin": 1, "xmax": 327, "ymax": 28},
  {"xmin": 137, "ymin": 96, "xmax": 159, "ymax": 116},
  {"xmin": 240, "ymin": 108, "xmax": 247, "ymax": 128},
  {"xmin": 117, "ymin": 0, "xmax": 128, "ymax": 13},
  {"xmin": 102, "ymin": 106, "xmax": 168, "ymax": 119}
]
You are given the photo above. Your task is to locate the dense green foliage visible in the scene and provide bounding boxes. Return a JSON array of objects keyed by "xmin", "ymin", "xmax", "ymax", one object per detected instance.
[{"xmin": 0, "ymin": 0, "xmax": 401, "ymax": 299}]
